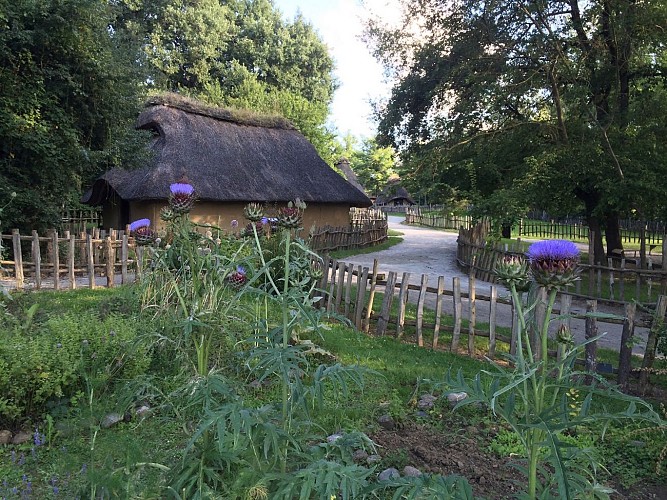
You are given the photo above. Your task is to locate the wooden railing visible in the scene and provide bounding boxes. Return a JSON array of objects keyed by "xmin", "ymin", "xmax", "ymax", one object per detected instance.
[
  {"xmin": 317, "ymin": 257, "xmax": 665, "ymax": 390},
  {"xmin": 404, "ymin": 207, "xmax": 475, "ymax": 230}
]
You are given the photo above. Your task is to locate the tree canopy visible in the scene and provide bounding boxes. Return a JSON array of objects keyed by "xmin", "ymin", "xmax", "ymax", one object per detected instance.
[
  {"xmin": 366, "ymin": 0, "xmax": 667, "ymax": 261},
  {"xmin": 0, "ymin": 0, "xmax": 339, "ymax": 231}
]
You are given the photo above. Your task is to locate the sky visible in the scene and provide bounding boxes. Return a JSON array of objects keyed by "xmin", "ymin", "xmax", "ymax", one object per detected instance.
[{"xmin": 273, "ymin": 0, "xmax": 401, "ymax": 141}]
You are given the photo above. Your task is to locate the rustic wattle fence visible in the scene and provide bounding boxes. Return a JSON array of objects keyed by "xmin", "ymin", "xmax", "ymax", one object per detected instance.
[
  {"xmin": 309, "ymin": 219, "xmax": 388, "ymax": 253},
  {"xmin": 316, "ymin": 257, "xmax": 666, "ymax": 391}
]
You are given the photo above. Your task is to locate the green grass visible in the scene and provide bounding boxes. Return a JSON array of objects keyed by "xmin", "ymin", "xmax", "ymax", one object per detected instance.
[
  {"xmin": 3, "ymin": 285, "xmax": 667, "ymax": 497},
  {"xmin": 329, "ymin": 234, "xmax": 404, "ymax": 260}
]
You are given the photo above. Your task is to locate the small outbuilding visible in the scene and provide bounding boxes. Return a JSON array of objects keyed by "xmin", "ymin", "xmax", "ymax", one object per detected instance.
[
  {"xmin": 82, "ymin": 94, "xmax": 371, "ymax": 231},
  {"xmin": 375, "ymin": 179, "xmax": 416, "ymax": 207}
]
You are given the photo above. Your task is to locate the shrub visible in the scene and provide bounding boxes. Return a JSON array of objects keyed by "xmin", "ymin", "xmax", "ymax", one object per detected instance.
[{"xmin": 0, "ymin": 312, "xmax": 150, "ymax": 424}]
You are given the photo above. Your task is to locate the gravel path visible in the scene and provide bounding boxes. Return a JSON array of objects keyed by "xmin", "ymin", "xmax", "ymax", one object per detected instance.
[{"xmin": 340, "ymin": 216, "xmax": 650, "ymax": 356}]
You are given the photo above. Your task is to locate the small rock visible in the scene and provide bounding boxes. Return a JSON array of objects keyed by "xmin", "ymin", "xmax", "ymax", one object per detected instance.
[
  {"xmin": 403, "ymin": 465, "xmax": 422, "ymax": 477},
  {"xmin": 414, "ymin": 410, "xmax": 429, "ymax": 418},
  {"xmin": 101, "ymin": 413, "xmax": 124, "ymax": 429},
  {"xmin": 447, "ymin": 392, "xmax": 468, "ymax": 407},
  {"xmin": 0, "ymin": 430, "xmax": 12, "ymax": 445},
  {"xmin": 378, "ymin": 468, "xmax": 400, "ymax": 481},
  {"xmin": 135, "ymin": 405, "xmax": 151, "ymax": 418},
  {"xmin": 367, "ymin": 454, "xmax": 382, "ymax": 464},
  {"xmin": 326, "ymin": 433, "xmax": 343, "ymax": 443},
  {"xmin": 466, "ymin": 425, "xmax": 478, "ymax": 435},
  {"xmin": 456, "ymin": 461, "xmax": 464, "ymax": 469},
  {"xmin": 417, "ymin": 394, "xmax": 437, "ymax": 410},
  {"xmin": 478, "ymin": 475, "xmax": 486, "ymax": 485},
  {"xmin": 353, "ymin": 449, "xmax": 369, "ymax": 462},
  {"xmin": 377, "ymin": 414, "xmax": 395, "ymax": 430},
  {"xmin": 11, "ymin": 431, "xmax": 30, "ymax": 445}
]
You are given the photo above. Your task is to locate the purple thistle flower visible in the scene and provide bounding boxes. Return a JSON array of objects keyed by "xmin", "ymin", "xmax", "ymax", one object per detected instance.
[
  {"xmin": 129, "ymin": 218, "xmax": 151, "ymax": 232},
  {"xmin": 261, "ymin": 217, "xmax": 269, "ymax": 225},
  {"xmin": 526, "ymin": 239, "xmax": 580, "ymax": 289},
  {"xmin": 33, "ymin": 428, "xmax": 44, "ymax": 447},
  {"xmin": 169, "ymin": 183, "xmax": 194, "ymax": 196},
  {"xmin": 231, "ymin": 219, "xmax": 238, "ymax": 228},
  {"xmin": 236, "ymin": 265, "xmax": 246, "ymax": 275},
  {"xmin": 18, "ymin": 453, "xmax": 25, "ymax": 466}
]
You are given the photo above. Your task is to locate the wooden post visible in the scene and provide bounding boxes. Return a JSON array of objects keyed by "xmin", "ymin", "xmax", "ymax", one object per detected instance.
[
  {"xmin": 326, "ymin": 260, "xmax": 338, "ymax": 312},
  {"xmin": 121, "ymin": 234, "xmax": 129, "ymax": 284},
  {"xmin": 588, "ymin": 231, "xmax": 595, "ymax": 296},
  {"xmin": 344, "ymin": 262, "xmax": 354, "ymax": 318},
  {"xmin": 376, "ymin": 271, "xmax": 397, "ymax": 336},
  {"xmin": 468, "ymin": 275, "xmax": 476, "ymax": 356},
  {"xmin": 395, "ymin": 272, "xmax": 411, "ymax": 338},
  {"xmin": 86, "ymin": 234, "xmax": 95, "ymax": 289},
  {"xmin": 416, "ymin": 274, "xmax": 428, "ymax": 347},
  {"xmin": 617, "ymin": 302, "xmax": 636, "ymax": 388},
  {"xmin": 31, "ymin": 231, "xmax": 41, "ymax": 289},
  {"xmin": 584, "ymin": 300, "xmax": 598, "ymax": 384},
  {"xmin": 11, "ymin": 230, "xmax": 24, "ymax": 289},
  {"xmin": 68, "ymin": 235, "xmax": 76, "ymax": 289},
  {"xmin": 354, "ymin": 266, "xmax": 368, "ymax": 329},
  {"xmin": 105, "ymin": 237, "xmax": 114, "ymax": 288},
  {"xmin": 451, "ymin": 277, "xmax": 462, "ymax": 352},
  {"xmin": 432, "ymin": 276, "xmax": 444, "ymax": 349},
  {"xmin": 334, "ymin": 262, "xmax": 346, "ymax": 312},
  {"xmin": 620, "ymin": 258, "xmax": 626, "ymax": 302},
  {"xmin": 607, "ymin": 257, "xmax": 615, "ymax": 301},
  {"xmin": 639, "ymin": 295, "xmax": 667, "ymax": 392},
  {"xmin": 51, "ymin": 230, "xmax": 60, "ymax": 290},
  {"xmin": 364, "ymin": 260, "xmax": 379, "ymax": 333},
  {"xmin": 488, "ymin": 285, "xmax": 497, "ymax": 358}
]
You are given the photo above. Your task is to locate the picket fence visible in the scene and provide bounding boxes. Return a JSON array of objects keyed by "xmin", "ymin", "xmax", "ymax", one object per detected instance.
[
  {"xmin": 316, "ymin": 257, "xmax": 665, "ymax": 391},
  {"xmin": 404, "ymin": 208, "xmax": 475, "ymax": 231}
]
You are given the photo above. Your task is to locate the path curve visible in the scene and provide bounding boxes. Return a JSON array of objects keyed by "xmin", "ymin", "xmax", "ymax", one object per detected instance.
[{"xmin": 340, "ymin": 216, "xmax": 649, "ymax": 355}]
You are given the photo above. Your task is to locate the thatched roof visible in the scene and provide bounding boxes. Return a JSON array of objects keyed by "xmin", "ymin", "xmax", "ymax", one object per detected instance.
[
  {"xmin": 376, "ymin": 183, "xmax": 415, "ymax": 205},
  {"xmin": 83, "ymin": 94, "xmax": 371, "ymax": 207},
  {"xmin": 335, "ymin": 158, "xmax": 365, "ymax": 193}
]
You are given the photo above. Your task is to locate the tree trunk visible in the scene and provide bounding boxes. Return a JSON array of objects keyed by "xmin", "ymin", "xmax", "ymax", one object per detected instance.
[
  {"xmin": 604, "ymin": 213, "xmax": 624, "ymax": 256},
  {"xmin": 501, "ymin": 223, "xmax": 511, "ymax": 239},
  {"xmin": 586, "ymin": 215, "xmax": 606, "ymax": 264}
]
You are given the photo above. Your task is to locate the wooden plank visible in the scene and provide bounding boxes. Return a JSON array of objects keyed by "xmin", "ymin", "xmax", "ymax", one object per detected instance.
[
  {"xmin": 432, "ymin": 276, "xmax": 444, "ymax": 349},
  {"xmin": 87, "ymin": 234, "xmax": 95, "ymax": 289},
  {"xmin": 416, "ymin": 274, "xmax": 428, "ymax": 347},
  {"xmin": 52, "ymin": 231, "xmax": 60, "ymax": 290},
  {"xmin": 584, "ymin": 300, "xmax": 597, "ymax": 384},
  {"xmin": 31, "ymin": 231, "xmax": 41, "ymax": 289},
  {"xmin": 105, "ymin": 237, "xmax": 114, "ymax": 288},
  {"xmin": 344, "ymin": 262, "xmax": 354, "ymax": 318},
  {"xmin": 607, "ymin": 257, "xmax": 614, "ymax": 301},
  {"xmin": 317, "ymin": 255, "xmax": 330, "ymax": 309},
  {"xmin": 639, "ymin": 295, "xmax": 667, "ymax": 391},
  {"xmin": 488, "ymin": 285, "xmax": 497, "ymax": 358},
  {"xmin": 395, "ymin": 272, "xmax": 411, "ymax": 338},
  {"xmin": 617, "ymin": 302, "xmax": 636, "ymax": 388},
  {"xmin": 68, "ymin": 235, "xmax": 76, "ymax": 290},
  {"xmin": 364, "ymin": 259, "xmax": 379, "ymax": 334},
  {"xmin": 468, "ymin": 274, "xmax": 476, "ymax": 356},
  {"xmin": 12, "ymin": 230, "xmax": 24, "ymax": 289},
  {"xmin": 326, "ymin": 260, "xmax": 338, "ymax": 312},
  {"xmin": 451, "ymin": 277, "xmax": 462, "ymax": 352},
  {"xmin": 121, "ymin": 234, "xmax": 129, "ymax": 284},
  {"xmin": 354, "ymin": 266, "xmax": 368, "ymax": 329},
  {"xmin": 619, "ymin": 258, "xmax": 626, "ymax": 302},
  {"xmin": 334, "ymin": 262, "xmax": 346, "ymax": 312},
  {"xmin": 376, "ymin": 271, "xmax": 397, "ymax": 336}
]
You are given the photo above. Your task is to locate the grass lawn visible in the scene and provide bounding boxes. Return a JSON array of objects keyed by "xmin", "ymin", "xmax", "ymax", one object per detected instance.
[{"xmin": 1, "ymin": 285, "xmax": 666, "ymax": 498}]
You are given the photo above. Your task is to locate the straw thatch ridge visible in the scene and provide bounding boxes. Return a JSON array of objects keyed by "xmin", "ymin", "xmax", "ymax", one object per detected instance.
[
  {"xmin": 83, "ymin": 95, "xmax": 371, "ymax": 207},
  {"xmin": 146, "ymin": 93, "xmax": 297, "ymax": 130}
]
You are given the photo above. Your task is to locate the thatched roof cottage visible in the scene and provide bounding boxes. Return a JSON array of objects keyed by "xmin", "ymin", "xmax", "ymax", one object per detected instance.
[{"xmin": 82, "ymin": 94, "xmax": 371, "ymax": 231}]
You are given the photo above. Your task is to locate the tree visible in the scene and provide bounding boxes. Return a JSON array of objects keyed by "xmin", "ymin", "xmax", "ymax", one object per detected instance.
[
  {"xmin": 348, "ymin": 138, "xmax": 397, "ymax": 195},
  {"xmin": 0, "ymin": 0, "xmax": 148, "ymax": 231},
  {"xmin": 366, "ymin": 0, "xmax": 667, "ymax": 262}
]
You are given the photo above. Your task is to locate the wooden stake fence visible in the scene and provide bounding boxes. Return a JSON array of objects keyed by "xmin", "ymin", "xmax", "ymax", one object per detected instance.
[{"xmin": 316, "ymin": 258, "xmax": 667, "ymax": 387}]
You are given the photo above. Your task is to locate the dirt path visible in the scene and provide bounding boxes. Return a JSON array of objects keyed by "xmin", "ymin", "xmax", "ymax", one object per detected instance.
[{"xmin": 341, "ymin": 216, "xmax": 651, "ymax": 356}]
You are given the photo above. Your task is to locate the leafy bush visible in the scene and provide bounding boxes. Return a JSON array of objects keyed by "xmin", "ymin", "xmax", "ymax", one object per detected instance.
[{"xmin": 0, "ymin": 312, "xmax": 150, "ymax": 423}]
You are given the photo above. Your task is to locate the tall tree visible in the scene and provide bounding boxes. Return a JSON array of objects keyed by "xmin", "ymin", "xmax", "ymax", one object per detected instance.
[
  {"xmin": 367, "ymin": 0, "xmax": 667, "ymax": 262},
  {"xmin": 0, "ymin": 0, "xmax": 148, "ymax": 231}
]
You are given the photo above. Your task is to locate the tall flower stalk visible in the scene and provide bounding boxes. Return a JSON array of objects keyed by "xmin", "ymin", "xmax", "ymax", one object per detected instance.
[{"xmin": 445, "ymin": 239, "xmax": 659, "ymax": 499}]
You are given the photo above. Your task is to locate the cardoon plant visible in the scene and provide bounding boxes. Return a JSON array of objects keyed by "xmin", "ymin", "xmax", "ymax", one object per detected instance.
[{"xmin": 444, "ymin": 239, "xmax": 660, "ymax": 499}]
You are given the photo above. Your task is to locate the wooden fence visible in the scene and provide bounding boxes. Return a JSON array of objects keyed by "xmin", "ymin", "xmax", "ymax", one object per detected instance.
[
  {"xmin": 60, "ymin": 207, "xmax": 102, "ymax": 233},
  {"xmin": 457, "ymin": 226, "xmax": 667, "ymax": 306},
  {"xmin": 404, "ymin": 207, "xmax": 475, "ymax": 230},
  {"xmin": 309, "ymin": 219, "xmax": 388, "ymax": 253},
  {"xmin": 0, "ymin": 228, "xmax": 137, "ymax": 290},
  {"xmin": 317, "ymin": 257, "xmax": 665, "ymax": 391}
]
